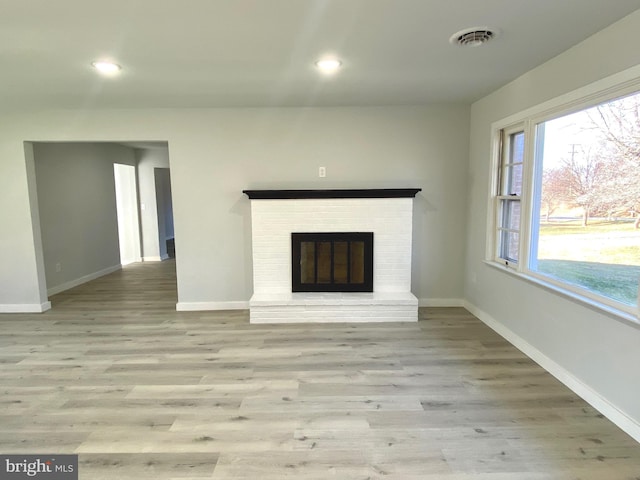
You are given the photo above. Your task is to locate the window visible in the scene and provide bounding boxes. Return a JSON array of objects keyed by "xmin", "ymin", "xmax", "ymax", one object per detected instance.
[
  {"xmin": 491, "ymin": 86, "xmax": 640, "ymax": 316},
  {"xmin": 495, "ymin": 128, "xmax": 524, "ymax": 265}
]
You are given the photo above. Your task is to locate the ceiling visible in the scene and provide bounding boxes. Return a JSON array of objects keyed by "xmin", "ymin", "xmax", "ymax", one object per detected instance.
[{"xmin": 2, "ymin": 0, "xmax": 640, "ymax": 109}]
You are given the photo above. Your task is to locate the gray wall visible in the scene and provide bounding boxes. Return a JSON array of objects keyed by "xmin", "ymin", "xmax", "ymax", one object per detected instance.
[
  {"xmin": 154, "ymin": 167, "xmax": 174, "ymax": 258},
  {"xmin": 136, "ymin": 147, "xmax": 171, "ymax": 261},
  {"xmin": 168, "ymin": 106, "xmax": 471, "ymax": 306},
  {"xmin": 465, "ymin": 10, "xmax": 640, "ymax": 429},
  {"xmin": 1, "ymin": 105, "xmax": 470, "ymax": 310},
  {"xmin": 33, "ymin": 143, "xmax": 137, "ymax": 293}
]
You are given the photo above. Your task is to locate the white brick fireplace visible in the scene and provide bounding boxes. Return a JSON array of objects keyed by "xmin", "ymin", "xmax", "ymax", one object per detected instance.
[{"xmin": 244, "ymin": 189, "xmax": 420, "ymax": 323}]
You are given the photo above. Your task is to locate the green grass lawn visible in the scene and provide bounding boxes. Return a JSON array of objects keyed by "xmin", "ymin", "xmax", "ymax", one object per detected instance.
[
  {"xmin": 539, "ymin": 219, "xmax": 638, "ymax": 235},
  {"xmin": 536, "ymin": 259, "xmax": 640, "ymax": 306},
  {"xmin": 536, "ymin": 218, "xmax": 639, "ymax": 306}
]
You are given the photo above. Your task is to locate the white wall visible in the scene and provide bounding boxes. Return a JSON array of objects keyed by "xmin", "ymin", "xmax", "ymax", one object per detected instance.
[
  {"xmin": 465, "ymin": 10, "xmax": 640, "ymax": 436},
  {"xmin": 0, "ymin": 140, "xmax": 46, "ymax": 311},
  {"xmin": 136, "ymin": 147, "xmax": 170, "ymax": 261},
  {"xmin": 114, "ymin": 163, "xmax": 142, "ymax": 265},
  {"xmin": 0, "ymin": 105, "xmax": 469, "ymax": 311},
  {"xmin": 33, "ymin": 143, "xmax": 137, "ymax": 294}
]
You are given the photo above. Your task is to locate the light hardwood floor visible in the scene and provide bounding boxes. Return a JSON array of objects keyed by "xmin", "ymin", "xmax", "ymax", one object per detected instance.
[{"xmin": 1, "ymin": 260, "xmax": 639, "ymax": 479}]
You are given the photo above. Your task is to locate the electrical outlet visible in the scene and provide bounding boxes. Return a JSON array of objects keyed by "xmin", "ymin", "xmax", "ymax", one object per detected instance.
[
  {"xmin": 319, "ymin": 166, "xmax": 326, "ymax": 178},
  {"xmin": 55, "ymin": 262, "xmax": 62, "ymax": 273}
]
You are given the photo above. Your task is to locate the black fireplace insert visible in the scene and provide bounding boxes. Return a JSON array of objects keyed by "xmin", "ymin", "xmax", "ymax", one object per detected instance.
[{"xmin": 291, "ymin": 232, "xmax": 373, "ymax": 292}]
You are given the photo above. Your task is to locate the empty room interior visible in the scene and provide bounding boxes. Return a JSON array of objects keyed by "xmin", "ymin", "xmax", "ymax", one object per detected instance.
[{"xmin": 2, "ymin": 1, "xmax": 640, "ymax": 478}]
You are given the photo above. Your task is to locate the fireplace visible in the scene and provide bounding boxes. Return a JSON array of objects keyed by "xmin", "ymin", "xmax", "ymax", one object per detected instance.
[
  {"xmin": 243, "ymin": 188, "xmax": 421, "ymax": 323},
  {"xmin": 292, "ymin": 232, "xmax": 373, "ymax": 292}
]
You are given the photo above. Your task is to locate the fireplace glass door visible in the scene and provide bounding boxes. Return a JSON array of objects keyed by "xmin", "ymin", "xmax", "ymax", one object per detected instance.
[{"xmin": 291, "ymin": 232, "xmax": 373, "ymax": 292}]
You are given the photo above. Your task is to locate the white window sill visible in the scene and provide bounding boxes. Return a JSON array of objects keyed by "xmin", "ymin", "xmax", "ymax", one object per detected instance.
[{"xmin": 484, "ymin": 260, "xmax": 640, "ymax": 329}]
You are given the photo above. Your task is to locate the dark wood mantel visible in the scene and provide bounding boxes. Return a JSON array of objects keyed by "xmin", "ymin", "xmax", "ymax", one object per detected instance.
[{"xmin": 242, "ymin": 188, "xmax": 421, "ymax": 200}]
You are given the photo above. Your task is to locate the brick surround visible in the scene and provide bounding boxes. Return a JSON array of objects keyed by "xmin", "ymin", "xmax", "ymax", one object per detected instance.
[{"xmin": 246, "ymin": 191, "xmax": 419, "ymax": 323}]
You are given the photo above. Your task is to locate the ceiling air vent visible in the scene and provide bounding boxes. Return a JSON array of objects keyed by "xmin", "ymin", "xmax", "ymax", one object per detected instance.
[{"xmin": 449, "ymin": 27, "xmax": 497, "ymax": 47}]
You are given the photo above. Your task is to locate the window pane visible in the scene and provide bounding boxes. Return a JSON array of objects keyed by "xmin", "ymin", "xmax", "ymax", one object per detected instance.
[
  {"xmin": 500, "ymin": 231, "xmax": 519, "ymax": 263},
  {"xmin": 511, "ymin": 131, "xmax": 525, "ymax": 163},
  {"xmin": 501, "ymin": 200, "xmax": 521, "ymax": 231},
  {"xmin": 501, "ymin": 131, "xmax": 524, "ymax": 195},
  {"xmin": 508, "ymin": 163, "xmax": 523, "ymax": 195},
  {"xmin": 530, "ymin": 92, "xmax": 640, "ymax": 307}
]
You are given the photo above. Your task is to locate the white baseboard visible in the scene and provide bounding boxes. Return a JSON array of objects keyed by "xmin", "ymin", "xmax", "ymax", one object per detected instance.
[
  {"xmin": 178, "ymin": 298, "xmax": 463, "ymax": 312},
  {"xmin": 143, "ymin": 255, "xmax": 169, "ymax": 262},
  {"xmin": 121, "ymin": 257, "xmax": 142, "ymax": 266},
  {"xmin": 47, "ymin": 265, "xmax": 121, "ymax": 296},
  {"xmin": 464, "ymin": 300, "xmax": 640, "ymax": 444},
  {"xmin": 143, "ymin": 256, "xmax": 164, "ymax": 262},
  {"xmin": 0, "ymin": 301, "xmax": 51, "ymax": 313},
  {"xmin": 176, "ymin": 301, "xmax": 250, "ymax": 311},
  {"xmin": 418, "ymin": 298, "xmax": 465, "ymax": 307}
]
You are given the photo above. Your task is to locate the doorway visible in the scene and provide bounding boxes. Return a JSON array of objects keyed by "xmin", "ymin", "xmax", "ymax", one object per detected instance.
[
  {"xmin": 114, "ymin": 163, "xmax": 142, "ymax": 265},
  {"xmin": 28, "ymin": 141, "xmax": 174, "ymax": 303},
  {"xmin": 154, "ymin": 168, "xmax": 175, "ymax": 259}
]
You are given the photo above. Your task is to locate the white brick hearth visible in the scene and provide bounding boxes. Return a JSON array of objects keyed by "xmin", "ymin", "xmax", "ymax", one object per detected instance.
[{"xmin": 245, "ymin": 190, "xmax": 419, "ymax": 323}]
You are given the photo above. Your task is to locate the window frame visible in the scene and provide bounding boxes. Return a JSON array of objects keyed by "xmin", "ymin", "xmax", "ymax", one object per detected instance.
[
  {"xmin": 487, "ymin": 71, "xmax": 640, "ymax": 323},
  {"xmin": 493, "ymin": 125, "xmax": 526, "ymax": 266}
]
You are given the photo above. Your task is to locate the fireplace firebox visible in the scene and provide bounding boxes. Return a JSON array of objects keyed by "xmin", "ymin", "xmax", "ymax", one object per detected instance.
[{"xmin": 291, "ymin": 232, "xmax": 373, "ymax": 292}]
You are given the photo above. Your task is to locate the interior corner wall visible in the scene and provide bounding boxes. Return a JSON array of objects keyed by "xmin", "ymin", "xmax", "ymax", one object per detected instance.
[
  {"xmin": 33, "ymin": 142, "xmax": 137, "ymax": 294},
  {"xmin": 0, "ymin": 139, "xmax": 46, "ymax": 310},
  {"xmin": 465, "ymin": 10, "xmax": 640, "ymax": 434},
  {"xmin": 136, "ymin": 148, "xmax": 170, "ymax": 261}
]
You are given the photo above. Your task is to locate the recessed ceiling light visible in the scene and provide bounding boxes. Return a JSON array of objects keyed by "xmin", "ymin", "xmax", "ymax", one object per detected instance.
[
  {"xmin": 315, "ymin": 58, "xmax": 342, "ymax": 74},
  {"xmin": 91, "ymin": 61, "xmax": 122, "ymax": 75},
  {"xmin": 449, "ymin": 27, "xmax": 497, "ymax": 47}
]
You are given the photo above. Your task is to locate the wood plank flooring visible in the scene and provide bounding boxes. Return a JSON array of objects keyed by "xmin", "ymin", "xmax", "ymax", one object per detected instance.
[{"xmin": 1, "ymin": 260, "xmax": 639, "ymax": 479}]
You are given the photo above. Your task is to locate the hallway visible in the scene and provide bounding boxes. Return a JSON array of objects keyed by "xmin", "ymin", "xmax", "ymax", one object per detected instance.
[{"xmin": 50, "ymin": 259, "xmax": 179, "ymax": 313}]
